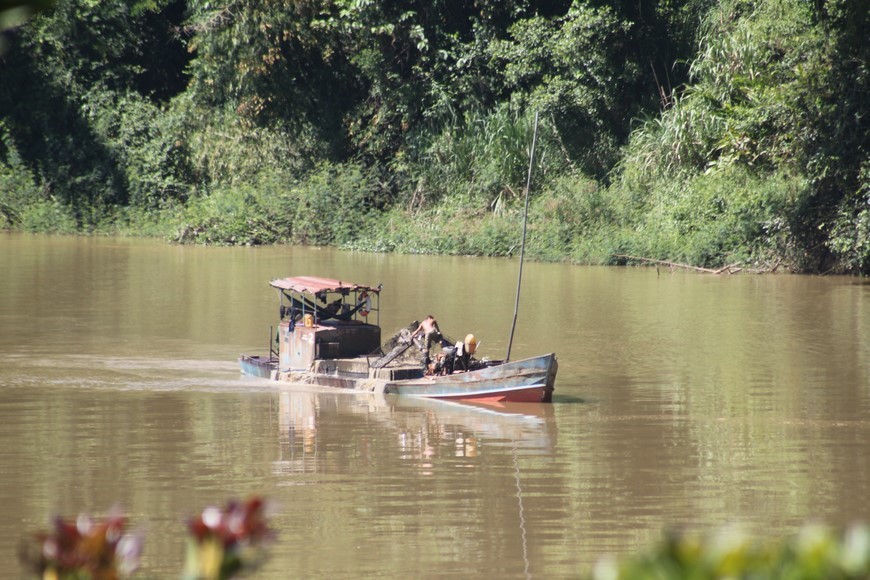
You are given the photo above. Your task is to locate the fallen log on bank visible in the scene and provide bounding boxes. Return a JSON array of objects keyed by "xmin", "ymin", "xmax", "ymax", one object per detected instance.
[{"xmin": 613, "ymin": 254, "xmax": 779, "ymax": 276}]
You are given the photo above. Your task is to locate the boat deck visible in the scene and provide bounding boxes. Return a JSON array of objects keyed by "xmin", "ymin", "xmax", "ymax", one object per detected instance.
[{"xmin": 312, "ymin": 357, "xmax": 424, "ymax": 381}]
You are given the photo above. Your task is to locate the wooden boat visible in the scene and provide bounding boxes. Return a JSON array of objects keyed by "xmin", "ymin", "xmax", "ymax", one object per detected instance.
[
  {"xmin": 239, "ymin": 276, "xmax": 557, "ymax": 403},
  {"xmin": 383, "ymin": 354, "xmax": 557, "ymax": 403}
]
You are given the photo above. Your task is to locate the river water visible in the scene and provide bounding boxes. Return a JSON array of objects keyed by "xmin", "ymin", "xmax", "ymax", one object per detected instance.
[{"xmin": 1, "ymin": 233, "xmax": 869, "ymax": 577}]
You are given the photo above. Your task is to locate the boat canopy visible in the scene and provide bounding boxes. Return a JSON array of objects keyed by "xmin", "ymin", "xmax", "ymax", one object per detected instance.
[{"xmin": 270, "ymin": 276, "xmax": 381, "ymax": 296}]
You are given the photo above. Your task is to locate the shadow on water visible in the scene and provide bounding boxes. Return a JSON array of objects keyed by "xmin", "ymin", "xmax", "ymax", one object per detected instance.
[{"xmin": 551, "ymin": 393, "xmax": 587, "ymax": 404}]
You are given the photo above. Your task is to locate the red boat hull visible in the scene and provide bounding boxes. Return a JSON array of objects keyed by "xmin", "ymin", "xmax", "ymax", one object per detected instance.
[
  {"xmin": 385, "ymin": 354, "xmax": 557, "ymax": 404},
  {"xmin": 427, "ymin": 385, "xmax": 549, "ymax": 404}
]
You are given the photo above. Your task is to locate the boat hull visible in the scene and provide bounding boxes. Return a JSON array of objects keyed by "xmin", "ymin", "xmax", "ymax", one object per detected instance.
[
  {"xmin": 384, "ymin": 354, "xmax": 557, "ymax": 403},
  {"xmin": 394, "ymin": 383, "xmax": 549, "ymax": 404},
  {"xmin": 239, "ymin": 355, "xmax": 277, "ymax": 379},
  {"xmin": 240, "ymin": 353, "xmax": 557, "ymax": 404}
]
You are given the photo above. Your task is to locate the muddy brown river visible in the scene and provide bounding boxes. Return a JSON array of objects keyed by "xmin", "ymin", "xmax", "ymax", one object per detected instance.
[{"xmin": 1, "ymin": 233, "xmax": 868, "ymax": 577}]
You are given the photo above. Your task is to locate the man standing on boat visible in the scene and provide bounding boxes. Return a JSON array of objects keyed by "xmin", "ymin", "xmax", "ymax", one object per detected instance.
[{"xmin": 411, "ymin": 315, "xmax": 443, "ymax": 365}]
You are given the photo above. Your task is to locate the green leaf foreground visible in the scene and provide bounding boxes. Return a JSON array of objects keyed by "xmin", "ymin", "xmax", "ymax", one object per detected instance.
[
  {"xmin": 596, "ymin": 524, "xmax": 870, "ymax": 580},
  {"xmin": 18, "ymin": 506, "xmax": 870, "ymax": 578}
]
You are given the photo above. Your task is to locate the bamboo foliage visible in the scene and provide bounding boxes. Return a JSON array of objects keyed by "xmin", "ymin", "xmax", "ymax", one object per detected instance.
[
  {"xmin": 619, "ymin": 0, "xmax": 831, "ymax": 184},
  {"xmin": 409, "ymin": 106, "xmax": 558, "ymax": 211}
]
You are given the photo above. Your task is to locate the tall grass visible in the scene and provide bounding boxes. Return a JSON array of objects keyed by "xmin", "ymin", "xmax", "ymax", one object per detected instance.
[{"xmin": 403, "ymin": 105, "xmax": 563, "ymax": 213}]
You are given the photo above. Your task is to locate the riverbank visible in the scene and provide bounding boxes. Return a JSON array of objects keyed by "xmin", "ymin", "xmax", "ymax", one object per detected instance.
[
  {"xmin": 0, "ymin": 160, "xmax": 831, "ymax": 274},
  {"xmin": 0, "ymin": 190, "xmax": 805, "ymax": 277}
]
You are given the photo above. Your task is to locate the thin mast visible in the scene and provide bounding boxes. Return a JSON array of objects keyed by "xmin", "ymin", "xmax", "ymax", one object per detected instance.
[{"xmin": 506, "ymin": 111, "xmax": 540, "ymax": 362}]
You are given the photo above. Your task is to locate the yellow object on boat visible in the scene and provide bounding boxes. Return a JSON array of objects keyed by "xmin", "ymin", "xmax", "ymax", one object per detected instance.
[{"xmin": 465, "ymin": 334, "xmax": 477, "ymax": 354}]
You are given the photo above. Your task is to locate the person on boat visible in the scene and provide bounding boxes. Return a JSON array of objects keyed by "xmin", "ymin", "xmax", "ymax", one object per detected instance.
[
  {"xmin": 324, "ymin": 298, "xmax": 342, "ymax": 317},
  {"xmin": 411, "ymin": 315, "xmax": 443, "ymax": 364},
  {"xmin": 431, "ymin": 352, "xmax": 449, "ymax": 376}
]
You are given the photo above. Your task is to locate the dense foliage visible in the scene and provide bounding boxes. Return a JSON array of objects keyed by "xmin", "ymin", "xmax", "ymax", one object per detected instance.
[{"xmin": 0, "ymin": 0, "xmax": 867, "ymax": 273}]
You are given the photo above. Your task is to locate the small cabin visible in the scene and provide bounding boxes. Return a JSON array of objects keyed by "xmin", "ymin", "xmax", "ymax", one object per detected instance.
[{"xmin": 271, "ymin": 276, "xmax": 382, "ymax": 372}]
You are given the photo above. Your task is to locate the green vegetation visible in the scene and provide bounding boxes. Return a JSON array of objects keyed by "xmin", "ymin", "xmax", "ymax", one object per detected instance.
[
  {"xmin": 18, "ymin": 506, "xmax": 870, "ymax": 579},
  {"xmin": 1, "ymin": 0, "xmax": 867, "ymax": 273},
  {"xmin": 596, "ymin": 524, "xmax": 870, "ymax": 579}
]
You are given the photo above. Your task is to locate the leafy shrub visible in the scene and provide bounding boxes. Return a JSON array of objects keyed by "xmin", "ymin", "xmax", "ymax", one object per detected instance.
[
  {"xmin": 16, "ymin": 198, "xmax": 78, "ymax": 234},
  {"xmin": 488, "ymin": 3, "xmax": 638, "ymax": 179},
  {"xmin": 172, "ymin": 162, "xmax": 384, "ymax": 246},
  {"xmin": 607, "ymin": 166, "xmax": 808, "ymax": 267},
  {"xmin": 349, "ymin": 203, "xmax": 524, "ymax": 258},
  {"xmin": 826, "ymin": 161, "xmax": 870, "ymax": 274},
  {"xmin": 172, "ymin": 176, "xmax": 288, "ymax": 246},
  {"xmin": 402, "ymin": 106, "xmax": 564, "ymax": 213},
  {"xmin": 595, "ymin": 524, "xmax": 870, "ymax": 579},
  {"xmin": 0, "ymin": 137, "xmax": 40, "ymax": 229},
  {"xmin": 288, "ymin": 161, "xmax": 383, "ymax": 246},
  {"xmin": 83, "ymin": 89, "xmax": 195, "ymax": 211},
  {"xmin": 527, "ymin": 173, "xmax": 611, "ymax": 262}
]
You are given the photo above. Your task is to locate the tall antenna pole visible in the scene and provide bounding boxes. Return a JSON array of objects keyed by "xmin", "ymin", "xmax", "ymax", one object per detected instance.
[{"xmin": 506, "ymin": 111, "xmax": 540, "ymax": 362}]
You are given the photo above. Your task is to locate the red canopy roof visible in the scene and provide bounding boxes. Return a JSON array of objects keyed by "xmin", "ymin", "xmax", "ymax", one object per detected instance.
[{"xmin": 270, "ymin": 276, "xmax": 380, "ymax": 295}]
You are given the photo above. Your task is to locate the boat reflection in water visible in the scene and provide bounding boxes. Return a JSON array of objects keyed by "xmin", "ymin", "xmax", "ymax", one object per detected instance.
[
  {"xmin": 273, "ymin": 389, "xmax": 322, "ymax": 475},
  {"xmin": 272, "ymin": 389, "xmax": 557, "ymax": 477}
]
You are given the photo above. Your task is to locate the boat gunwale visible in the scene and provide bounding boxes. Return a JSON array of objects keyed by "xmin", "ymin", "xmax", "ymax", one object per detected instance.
[
  {"xmin": 392, "ymin": 382, "xmax": 548, "ymax": 397},
  {"xmin": 392, "ymin": 356, "xmax": 555, "ymax": 387}
]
